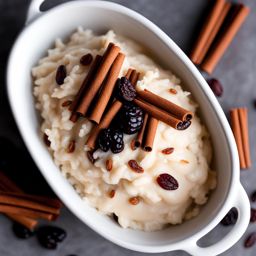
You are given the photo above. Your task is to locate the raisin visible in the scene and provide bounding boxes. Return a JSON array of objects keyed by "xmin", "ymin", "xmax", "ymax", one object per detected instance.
[
  {"xmin": 169, "ymin": 88, "xmax": 177, "ymax": 94},
  {"xmin": 12, "ymin": 222, "xmax": 34, "ymax": 239},
  {"xmin": 36, "ymin": 226, "xmax": 66, "ymax": 250},
  {"xmin": 220, "ymin": 208, "xmax": 238, "ymax": 226},
  {"xmin": 97, "ymin": 129, "xmax": 112, "ymax": 152},
  {"xmin": 115, "ymin": 77, "xmax": 136, "ymax": 102},
  {"xmin": 67, "ymin": 140, "xmax": 75, "ymax": 153},
  {"xmin": 244, "ymin": 232, "xmax": 256, "ymax": 248},
  {"xmin": 156, "ymin": 173, "xmax": 178, "ymax": 190},
  {"xmin": 113, "ymin": 213, "xmax": 118, "ymax": 222},
  {"xmin": 43, "ymin": 133, "xmax": 51, "ymax": 147},
  {"xmin": 161, "ymin": 147, "xmax": 174, "ymax": 154},
  {"xmin": 55, "ymin": 65, "xmax": 67, "ymax": 85},
  {"xmin": 177, "ymin": 120, "xmax": 191, "ymax": 130},
  {"xmin": 109, "ymin": 190, "xmax": 115, "ymax": 198},
  {"xmin": 106, "ymin": 159, "xmax": 113, "ymax": 171},
  {"xmin": 251, "ymin": 190, "xmax": 256, "ymax": 202},
  {"xmin": 251, "ymin": 208, "xmax": 256, "ymax": 222},
  {"xmin": 62, "ymin": 100, "xmax": 72, "ymax": 107},
  {"xmin": 128, "ymin": 160, "xmax": 144, "ymax": 173},
  {"xmin": 80, "ymin": 53, "xmax": 93, "ymax": 66},
  {"xmin": 129, "ymin": 196, "xmax": 140, "ymax": 205},
  {"xmin": 111, "ymin": 130, "xmax": 124, "ymax": 154},
  {"xmin": 207, "ymin": 78, "xmax": 223, "ymax": 97}
]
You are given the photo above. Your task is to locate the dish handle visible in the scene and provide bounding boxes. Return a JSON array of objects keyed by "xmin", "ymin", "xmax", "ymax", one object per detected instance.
[
  {"xmin": 26, "ymin": 0, "xmax": 45, "ymax": 25},
  {"xmin": 185, "ymin": 183, "xmax": 250, "ymax": 256}
]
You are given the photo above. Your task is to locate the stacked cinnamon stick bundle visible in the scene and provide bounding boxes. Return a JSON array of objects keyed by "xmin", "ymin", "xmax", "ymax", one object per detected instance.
[
  {"xmin": 0, "ymin": 171, "xmax": 62, "ymax": 230},
  {"xmin": 133, "ymin": 89, "xmax": 193, "ymax": 151},
  {"xmin": 190, "ymin": 0, "xmax": 250, "ymax": 74},
  {"xmin": 230, "ymin": 108, "xmax": 251, "ymax": 169},
  {"xmin": 67, "ymin": 42, "xmax": 194, "ymax": 153}
]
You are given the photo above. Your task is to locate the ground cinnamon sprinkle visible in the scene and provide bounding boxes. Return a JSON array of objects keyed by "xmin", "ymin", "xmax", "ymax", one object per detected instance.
[{"xmin": 129, "ymin": 196, "xmax": 140, "ymax": 205}]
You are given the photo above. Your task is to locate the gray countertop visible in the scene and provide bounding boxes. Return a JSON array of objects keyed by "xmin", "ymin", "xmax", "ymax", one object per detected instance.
[{"xmin": 0, "ymin": 0, "xmax": 256, "ymax": 255}]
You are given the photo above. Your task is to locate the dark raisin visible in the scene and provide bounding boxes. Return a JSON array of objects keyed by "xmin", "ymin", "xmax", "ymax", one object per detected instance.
[
  {"xmin": 116, "ymin": 77, "xmax": 136, "ymax": 102},
  {"xmin": 251, "ymin": 208, "xmax": 256, "ymax": 222},
  {"xmin": 161, "ymin": 147, "xmax": 174, "ymax": 154},
  {"xmin": 97, "ymin": 129, "xmax": 112, "ymax": 152},
  {"xmin": 55, "ymin": 65, "xmax": 67, "ymax": 85},
  {"xmin": 177, "ymin": 120, "xmax": 191, "ymax": 130},
  {"xmin": 251, "ymin": 190, "xmax": 256, "ymax": 202},
  {"xmin": 80, "ymin": 53, "xmax": 93, "ymax": 66},
  {"xmin": 244, "ymin": 232, "xmax": 256, "ymax": 248},
  {"xmin": 87, "ymin": 151, "xmax": 95, "ymax": 164},
  {"xmin": 12, "ymin": 222, "xmax": 34, "ymax": 239},
  {"xmin": 36, "ymin": 226, "xmax": 66, "ymax": 250},
  {"xmin": 156, "ymin": 173, "xmax": 178, "ymax": 190},
  {"xmin": 62, "ymin": 100, "xmax": 72, "ymax": 107},
  {"xmin": 116, "ymin": 104, "xmax": 144, "ymax": 134},
  {"xmin": 129, "ymin": 196, "xmax": 140, "ymax": 205},
  {"xmin": 111, "ymin": 130, "xmax": 124, "ymax": 154},
  {"xmin": 128, "ymin": 160, "xmax": 144, "ymax": 173},
  {"xmin": 43, "ymin": 133, "xmax": 51, "ymax": 147},
  {"xmin": 220, "ymin": 208, "xmax": 238, "ymax": 226},
  {"xmin": 113, "ymin": 213, "xmax": 118, "ymax": 223},
  {"xmin": 207, "ymin": 78, "xmax": 223, "ymax": 97},
  {"xmin": 67, "ymin": 140, "xmax": 75, "ymax": 153}
]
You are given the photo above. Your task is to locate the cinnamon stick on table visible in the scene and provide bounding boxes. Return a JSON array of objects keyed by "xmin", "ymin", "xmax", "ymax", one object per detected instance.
[
  {"xmin": 190, "ymin": 0, "xmax": 225, "ymax": 64},
  {"xmin": 88, "ymin": 53, "xmax": 125, "ymax": 123},
  {"xmin": 201, "ymin": 4, "xmax": 250, "ymax": 73},
  {"xmin": 197, "ymin": 2, "xmax": 232, "ymax": 64},
  {"xmin": 230, "ymin": 108, "xmax": 251, "ymax": 169},
  {"xmin": 76, "ymin": 43, "xmax": 120, "ymax": 116}
]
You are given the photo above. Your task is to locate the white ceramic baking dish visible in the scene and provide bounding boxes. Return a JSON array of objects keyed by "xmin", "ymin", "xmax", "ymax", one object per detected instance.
[{"xmin": 7, "ymin": 0, "xmax": 250, "ymax": 255}]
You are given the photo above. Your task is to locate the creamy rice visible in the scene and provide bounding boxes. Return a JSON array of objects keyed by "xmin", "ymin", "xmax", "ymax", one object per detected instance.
[{"xmin": 33, "ymin": 28, "xmax": 216, "ymax": 231}]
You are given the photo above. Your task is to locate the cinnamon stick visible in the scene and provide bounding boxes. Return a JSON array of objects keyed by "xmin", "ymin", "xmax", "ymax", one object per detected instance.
[
  {"xmin": 86, "ymin": 100, "xmax": 122, "ymax": 149},
  {"xmin": 190, "ymin": 0, "xmax": 225, "ymax": 64},
  {"xmin": 134, "ymin": 98, "xmax": 182, "ymax": 129},
  {"xmin": 130, "ymin": 70, "xmax": 140, "ymax": 86},
  {"xmin": 135, "ymin": 113, "xmax": 148, "ymax": 148},
  {"xmin": 0, "ymin": 193, "xmax": 60, "ymax": 215},
  {"xmin": 76, "ymin": 43, "xmax": 120, "ymax": 115},
  {"xmin": 201, "ymin": 4, "xmax": 250, "ymax": 73},
  {"xmin": 88, "ymin": 53, "xmax": 125, "ymax": 123},
  {"xmin": 125, "ymin": 68, "xmax": 133, "ymax": 79},
  {"xmin": 143, "ymin": 117, "xmax": 158, "ymax": 152},
  {"xmin": 197, "ymin": 2, "xmax": 232, "ymax": 64},
  {"xmin": 0, "ymin": 205, "xmax": 55, "ymax": 221},
  {"xmin": 69, "ymin": 55, "xmax": 102, "ymax": 112},
  {"xmin": 136, "ymin": 89, "xmax": 193, "ymax": 121},
  {"xmin": 230, "ymin": 108, "xmax": 251, "ymax": 169},
  {"xmin": 238, "ymin": 108, "xmax": 251, "ymax": 168}
]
